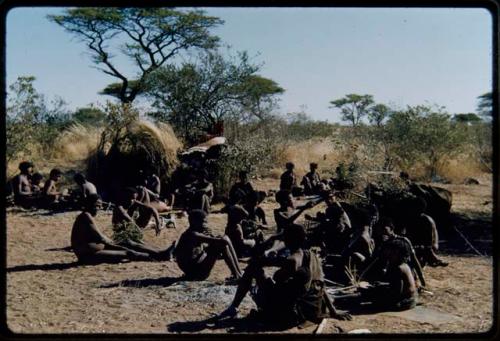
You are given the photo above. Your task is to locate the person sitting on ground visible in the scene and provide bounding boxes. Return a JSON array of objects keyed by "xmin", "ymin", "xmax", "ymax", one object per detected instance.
[
  {"xmin": 218, "ymin": 223, "xmax": 352, "ymax": 326},
  {"xmin": 280, "ymin": 162, "xmax": 302, "ymax": 196},
  {"xmin": 71, "ymin": 194, "xmax": 174, "ymax": 264},
  {"xmin": 301, "ymin": 163, "xmax": 322, "ymax": 196},
  {"xmin": 73, "ymin": 173, "xmax": 97, "ymax": 200},
  {"xmin": 12, "ymin": 161, "xmax": 37, "ymax": 208},
  {"xmin": 229, "ymin": 170, "xmax": 255, "ymax": 205},
  {"xmin": 42, "ymin": 168, "xmax": 71, "ymax": 208},
  {"xmin": 306, "ymin": 192, "xmax": 352, "ymax": 255},
  {"xmin": 30, "ymin": 172, "xmax": 44, "ymax": 193},
  {"xmin": 174, "ymin": 209, "xmax": 243, "ymax": 281},
  {"xmin": 274, "ymin": 190, "xmax": 320, "ymax": 234},
  {"xmin": 357, "ymin": 238, "xmax": 418, "ymax": 311},
  {"xmin": 243, "ymin": 190, "xmax": 268, "ymax": 227},
  {"xmin": 366, "ymin": 217, "xmax": 426, "ymax": 289},
  {"xmin": 403, "ymin": 198, "xmax": 448, "ymax": 267},
  {"xmin": 225, "ymin": 205, "xmax": 265, "ymax": 258},
  {"xmin": 184, "ymin": 170, "xmax": 214, "ymax": 214},
  {"xmin": 112, "ymin": 187, "xmax": 164, "ymax": 236},
  {"xmin": 341, "ymin": 208, "xmax": 375, "ymax": 274}
]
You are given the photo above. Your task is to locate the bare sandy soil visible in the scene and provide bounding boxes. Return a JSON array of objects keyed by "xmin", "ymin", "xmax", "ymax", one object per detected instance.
[{"xmin": 5, "ymin": 176, "xmax": 494, "ymax": 335}]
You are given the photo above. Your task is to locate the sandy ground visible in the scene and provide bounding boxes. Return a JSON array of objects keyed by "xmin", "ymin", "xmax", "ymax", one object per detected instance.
[{"xmin": 5, "ymin": 176, "xmax": 494, "ymax": 334}]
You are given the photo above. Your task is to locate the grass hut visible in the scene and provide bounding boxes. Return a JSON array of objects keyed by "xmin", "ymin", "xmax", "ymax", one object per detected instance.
[{"xmin": 87, "ymin": 119, "xmax": 182, "ymax": 202}]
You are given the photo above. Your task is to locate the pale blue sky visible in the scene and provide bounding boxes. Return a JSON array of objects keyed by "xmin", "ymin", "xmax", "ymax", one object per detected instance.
[{"xmin": 6, "ymin": 7, "xmax": 492, "ymax": 122}]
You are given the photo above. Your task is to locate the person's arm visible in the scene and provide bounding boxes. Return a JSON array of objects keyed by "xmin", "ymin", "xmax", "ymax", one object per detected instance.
[
  {"xmin": 133, "ymin": 200, "xmax": 162, "ymax": 235},
  {"xmin": 323, "ymin": 290, "xmax": 352, "ymax": 320},
  {"xmin": 44, "ymin": 181, "xmax": 61, "ymax": 196},
  {"xmin": 192, "ymin": 231, "xmax": 226, "ymax": 246},
  {"xmin": 404, "ymin": 237, "xmax": 426, "ymax": 287},
  {"xmin": 256, "ymin": 207, "xmax": 267, "ymax": 226}
]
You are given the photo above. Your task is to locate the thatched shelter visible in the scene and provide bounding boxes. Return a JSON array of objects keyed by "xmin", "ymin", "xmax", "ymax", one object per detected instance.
[{"xmin": 87, "ymin": 119, "xmax": 182, "ymax": 202}]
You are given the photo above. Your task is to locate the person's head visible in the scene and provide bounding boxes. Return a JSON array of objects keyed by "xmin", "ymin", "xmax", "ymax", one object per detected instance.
[
  {"xmin": 188, "ymin": 209, "xmax": 208, "ymax": 231},
  {"xmin": 49, "ymin": 168, "xmax": 63, "ymax": 181},
  {"xmin": 399, "ymin": 171, "xmax": 410, "ymax": 181},
  {"xmin": 19, "ymin": 161, "xmax": 34, "ymax": 175},
  {"xmin": 83, "ymin": 193, "xmax": 101, "ymax": 216},
  {"xmin": 238, "ymin": 170, "xmax": 249, "ymax": 183},
  {"xmin": 324, "ymin": 192, "xmax": 336, "ymax": 206},
  {"xmin": 383, "ymin": 238, "xmax": 409, "ymax": 265},
  {"xmin": 285, "ymin": 162, "xmax": 295, "ymax": 171},
  {"xmin": 310, "ymin": 162, "xmax": 318, "ymax": 172},
  {"xmin": 276, "ymin": 190, "xmax": 293, "ymax": 208},
  {"xmin": 283, "ymin": 223, "xmax": 307, "ymax": 251},
  {"xmin": 408, "ymin": 197, "xmax": 426, "ymax": 217},
  {"xmin": 373, "ymin": 217, "xmax": 396, "ymax": 243},
  {"xmin": 31, "ymin": 172, "xmax": 43, "ymax": 185},
  {"xmin": 355, "ymin": 208, "xmax": 373, "ymax": 232},
  {"xmin": 73, "ymin": 173, "xmax": 86, "ymax": 185},
  {"xmin": 246, "ymin": 190, "xmax": 266, "ymax": 208},
  {"xmin": 121, "ymin": 187, "xmax": 138, "ymax": 206}
]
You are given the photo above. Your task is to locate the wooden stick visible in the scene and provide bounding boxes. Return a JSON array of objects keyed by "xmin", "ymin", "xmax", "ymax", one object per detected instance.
[
  {"xmin": 454, "ymin": 226, "xmax": 484, "ymax": 256},
  {"xmin": 314, "ymin": 318, "xmax": 328, "ymax": 334}
]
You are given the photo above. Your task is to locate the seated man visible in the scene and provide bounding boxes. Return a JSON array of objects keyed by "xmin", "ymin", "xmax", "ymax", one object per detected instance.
[
  {"xmin": 243, "ymin": 190, "xmax": 268, "ymax": 227},
  {"xmin": 42, "ymin": 168, "xmax": 71, "ymax": 208},
  {"xmin": 71, "ymin": 194, "xmax": 173, "ymax": 264},
  {"xmin": 184, "ymin": 170, "xmax": 214, "ymax": 214},
  {"xmin": 306, "ymin": 193, "xmax": 352, "ymax": 255},
  {"xmin": 30, "ymin": 172, "xmax": 44, "ymax": 193},
  {"xmin": 341, "ymin": 208, "xmax": 375, "ymax": 274},
  {"xmin": 12, "ymin": 161, "xmax": 37, "ymax": 208},
  {"xmin": 174, "ymin": 209, "xmax": 243, "ymax": 281},
  {"xmin": 73, "ymin": 173, "xmax": 98, "ymax": 204},
  {"xmin": 301, "ymin": 163, "xmax": 322, "ymax": 196},
  {"xmin": 404, "ymin": 198, "xmax": 448, "ymax": 267},
  {"xmin": 357, "ymin": 238, "xmax": 418, "ymax": 311},
  {"xmin": 274, "ymin": 190, "xmax": 321, "ymax": 233},
  {"xmin": 366, "ymin": 217, "xmax": 426, "ymax": 289},
  {"xmin": 225, "ymin": 205, "xmax": 264, "ymax": 258},
  {"xmin": 279, "ymin": 162, "xmax": 302, "ymax": 196},
  {"xmin": 229, "ymin": 171, "xmax": 254, "ymax": 205},
  {"xmin": 218, "ymin": 223, "xmax": 351, "ymax": 326},
  {"xmin": 112, "ymin": 187, "xmax": 163, "ymax": 235}
]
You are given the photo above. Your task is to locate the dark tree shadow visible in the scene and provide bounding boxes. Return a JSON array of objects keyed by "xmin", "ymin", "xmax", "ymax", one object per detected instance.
[
  {"xmin": 167, "ymin": 315, "xmax": 294, "ymax": 333},
  {"xmin": 100, "ymin": 276, "xmax": 186, "ymax": 289},
  {"xmin": 7, "ymin": 261, "xmax": 81, "ymax": 272}
]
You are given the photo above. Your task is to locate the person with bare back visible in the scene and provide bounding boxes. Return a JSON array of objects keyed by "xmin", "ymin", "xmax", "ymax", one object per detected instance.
[{"xmin": 71, "ymin": 194, "xmax": 174, "ymax": 264}]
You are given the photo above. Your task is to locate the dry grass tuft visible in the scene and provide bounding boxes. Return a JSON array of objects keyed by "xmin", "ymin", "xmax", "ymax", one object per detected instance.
[{"xmin": 50, "ymin": 123, "xmax": 103, "ymax": 166}]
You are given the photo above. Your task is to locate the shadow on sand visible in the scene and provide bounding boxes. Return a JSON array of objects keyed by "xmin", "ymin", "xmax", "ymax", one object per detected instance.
[
  {"xmin": 100, "ymin": 276, "xmax": 186, "ymax": 289},
  {"xmin": 7, "ymin": 261, "xmax": 82, "ymax": 272},
  {"xmin": 167, "ymin": 315, "xmax": 296, "ymax": 333}
]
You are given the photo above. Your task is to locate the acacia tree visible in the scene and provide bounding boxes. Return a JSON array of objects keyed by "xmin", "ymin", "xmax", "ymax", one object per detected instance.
[
  {"xmin": 144, "ymin": 51, "xmax": 284, "ymax": 144},
  {"xmin": 49, "ymin": 8, "xmax": 223, "ymax": 103},
  {"xmin": 329, "ymin": 94, "xmax": 374, "ymax": 126}
]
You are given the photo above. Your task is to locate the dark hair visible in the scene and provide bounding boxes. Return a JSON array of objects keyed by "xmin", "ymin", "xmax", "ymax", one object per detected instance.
[
  {"xmin": 275, "ymin": 190, "xmax": 291, "ymax": 204},
  {"xmin": 239, "ymin": 170, "xmax": 248, "ymax": 178},
  {"xmin": 19, "ymin": 161, "xmax": 34, "ymax": 172},
  {"xmin": 284, "ymin": 223, "xmax": 307, "ymax": 249},
  {"xmin": 188, "ymin": 209, "xmax": 207, "ymax": 229},
  {"xmin": 310, "ymin": 162, "xmax": 318, "ymax": 169},
  {"xmin": 375, "ymin": 217, "xmax": 395, "ymax": 231},
  {"xmin": 356, "ymin": 208, "xmax": 373, "ymax": 227},
  {"xmin": 31, "ymin": 172, "xmax": 43, "ymax": 182},
  {"xmin": 83, "ymin": 193, "xmax": 101, "ymax": 210},
  {"xmin": 285, "ymin": 162, "xmax": 295, "ymax": 170},
  {"xmin": 50, "ymin": 168, "xmax": 62, "ymax": 178},
  {"xmin": 385, "ymin": 238, "xmax": 410, "ymax": 261},
  {"xmin": 73, "ymin": 173, "xmax": 86, "ymax": 183}
]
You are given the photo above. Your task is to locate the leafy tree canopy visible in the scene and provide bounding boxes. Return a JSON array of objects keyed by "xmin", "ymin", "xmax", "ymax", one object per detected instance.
[
  {"xmin": 329, "ymin": 94, "xmax": 375, "ymax": 126},
  {"xmin": 49, "ymin": 8, "xmax": 223, "ymax": 103}
]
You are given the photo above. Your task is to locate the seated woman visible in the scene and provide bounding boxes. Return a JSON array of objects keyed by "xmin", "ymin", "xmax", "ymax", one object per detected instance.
[
  {"xmin": 174, "ymin": 209, "xmax": 243, "ymax": 281},
  {"xmin": 218, "ymin": 223, "xmax": 351, "ymax": 326},
  {"xmin": 112, "ymin": 187, "xmax": 163, "ymax": 235},
  {"xmin": 225, "ymin": 205, "xmax": 264, "ymax": 258},
  {"xmin": 71, "ymin": 194, "xmax": 174, "ymax": 264}
]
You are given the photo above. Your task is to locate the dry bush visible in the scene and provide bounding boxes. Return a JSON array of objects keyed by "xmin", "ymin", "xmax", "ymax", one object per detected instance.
[{"xmin": 50, "ymin": 123, "xmax": 103, "ymax": 167}]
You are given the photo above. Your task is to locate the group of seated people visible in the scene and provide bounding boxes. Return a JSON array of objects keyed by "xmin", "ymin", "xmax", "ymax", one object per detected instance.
[
  {"xmin": 11, "ymin": 159, "xmax": 450, "ymax": 328},
  {"xmin": 9, "ymin": 161, "xmax": 98, "ymax": 210}
]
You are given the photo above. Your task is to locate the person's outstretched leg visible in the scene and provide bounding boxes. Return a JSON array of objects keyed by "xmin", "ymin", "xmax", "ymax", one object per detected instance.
[{"xmin": 221, "ymin": 236, "xmax": 242, "ymax": 277}]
